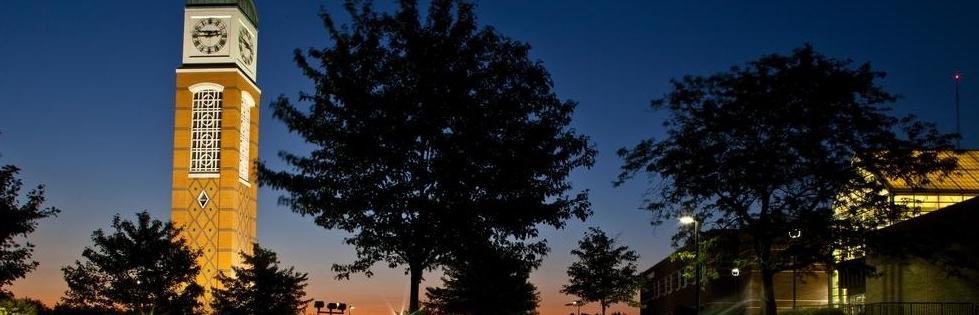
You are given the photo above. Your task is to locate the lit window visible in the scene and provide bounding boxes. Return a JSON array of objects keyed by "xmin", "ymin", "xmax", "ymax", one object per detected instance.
[
  {"xmin": 238, "ymin": 91, "xmax": 255, "ymax": 182},
  {"xmin": 189, "ymin": 83, "xmax": 223, "ymax": 175}
]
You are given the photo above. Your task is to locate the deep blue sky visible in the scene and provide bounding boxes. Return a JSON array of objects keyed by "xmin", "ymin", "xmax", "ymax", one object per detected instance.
[{"xmin": 1, "ymin": 1, "xmax": 977, "ymax": 314}]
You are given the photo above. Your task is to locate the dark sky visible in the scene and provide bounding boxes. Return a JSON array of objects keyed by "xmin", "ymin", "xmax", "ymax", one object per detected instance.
[{"xmin": 1, "ymin": 1, "xmax": 977, "ymax": 314}]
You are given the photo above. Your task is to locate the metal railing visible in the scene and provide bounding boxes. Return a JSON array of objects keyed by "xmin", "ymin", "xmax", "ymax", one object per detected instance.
[{"xmin": 833, "ymin": 303, "xmax": 978, "ymax": 315}]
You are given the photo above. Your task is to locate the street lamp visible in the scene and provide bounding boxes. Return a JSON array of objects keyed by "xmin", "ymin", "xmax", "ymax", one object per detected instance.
[
  {"xmin": 313, "ymin": 301, "xmax": 348, "ymax": 315},
  {"xmin": 679, "ymin": 215, "xmax": 700, "ymax": 314},
  {"xmin": 789, "ymin": 229, "xmax": 802, "ymax": 309},
  {"xmin": 565, "ymin": 300, "xmax": 583, "ymax": 315},
  {"xmin": 679, "ymin": 216, "xmax": 696, "ymax": 225}
]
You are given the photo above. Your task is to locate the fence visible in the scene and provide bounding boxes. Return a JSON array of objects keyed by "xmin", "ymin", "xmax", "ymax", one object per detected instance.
[{"xmin": 833, "ymin": 303, "xmax": 978, "ymax": 315}]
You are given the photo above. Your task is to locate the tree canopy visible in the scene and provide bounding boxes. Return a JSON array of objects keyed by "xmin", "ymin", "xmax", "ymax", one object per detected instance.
[
  {"xmin": 0, "ymin": 163, "xmax": 59, "ymax": 296},
  {"xmin": 212, "ymin": 243, "xmax": 311, "ymax": 315},
  {"xmin": 616, "ymin": 45, "xmax": 958, "ymax": 315},
  {"xmin": 259, "ymin": 0, "xmax": 594, "ymax": 311},
  {"xmin": 425, "ymin": 242, "xmax": 541, "ymax": 315},
  {"xmin": 562, "ymin": 228, "xmax": 641, "ymax": 315},
  {"xmin": 60, "ymin": 211, "xmax": 203, "ymax": 314}
]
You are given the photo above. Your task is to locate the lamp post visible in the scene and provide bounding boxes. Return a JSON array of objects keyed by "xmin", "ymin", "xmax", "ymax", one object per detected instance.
[
  {"xmin": 789, "ymin": 229, "xmax": 802, "ymax": 309},
  {"xmin": 131, "ymin": 266, "xmax": 148, "ymax": 315},
  {"xmin": 313, "ymin": 301, "xmax": 348, "ymax": 315},
  {"xmin": 679, "ymin": 215, "xmax": 700, "ymax": 314},
  {"xmin": 135, "ymin": 279, "xmax": 143, "ymax": 315},
  {"xmin": 565, "ymin": 300, "xmax": 583, "ymax": 315}
]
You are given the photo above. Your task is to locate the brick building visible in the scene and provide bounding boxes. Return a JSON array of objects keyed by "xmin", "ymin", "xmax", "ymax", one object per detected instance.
[
  {"xmin": 641, "ymin": 151, "xmax": 979, "ymax": 315},
  {"xmin": 838, "ymin": 195, "xmax": 979, "ymax": 304},
  {"xmin": 640, "ymin": 241, "xmax": 829, "ymax": 315}
]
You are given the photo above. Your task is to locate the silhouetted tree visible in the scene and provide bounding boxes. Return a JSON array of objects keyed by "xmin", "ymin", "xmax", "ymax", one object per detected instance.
[
  {"xmin": 211, "ymin": 243, "xmax": 311, "ymax": 315},
  {"xmin": 0, "ymin": 296, "xmax": 52, "ymax": 314},
  {"xmin": 60, "ymin": 211, "xmax": 202, "ymax": 314},
  {"xmin": 562, "ymin": 228, "xmax": 641, "ymax": 315},
  {"xmin": 0, "ymin": 162, "xmax": 59, "ymax": 296},
  {"xmin": 259, "ymin": 0, "xmax": 595, "ymax": 311},
  {"xmin": 425, "ymin": 242, "xmax": 541, "ymax": 315},
  {"xmin": 50, "ymin": 304, "xmax": 119, "ymax": 315},
  {"xmin": 616, "ymin": 45, "xmax": 958, "ymax": 315}
]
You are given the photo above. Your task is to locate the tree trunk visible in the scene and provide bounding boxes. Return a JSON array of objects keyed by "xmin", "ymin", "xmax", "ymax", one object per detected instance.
[
  {"xmin": 601, "ymin": 301, "xmax": 607, "ymax": 315},
  {"xmin": 761, "ymin": 268, "xmax": 778, "ymax": 315},
  {"xmin": 409, "ymin": 265, "xmax": 423, "ymax": 314}
]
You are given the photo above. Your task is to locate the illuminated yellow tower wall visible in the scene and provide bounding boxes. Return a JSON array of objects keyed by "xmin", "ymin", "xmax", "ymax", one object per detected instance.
[{"xmin": 170, "ymin": 0, "xmax": 260, "ymax": 306}]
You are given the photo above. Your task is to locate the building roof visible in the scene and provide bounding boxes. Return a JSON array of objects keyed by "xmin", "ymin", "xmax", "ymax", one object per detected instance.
[
  {"xmin": 186, "ymin": 0, "xmax": 258, "ymax": 26},
  {"xmin": 882, "ymin": 150, "xmax": 979, "ymax": 194}
]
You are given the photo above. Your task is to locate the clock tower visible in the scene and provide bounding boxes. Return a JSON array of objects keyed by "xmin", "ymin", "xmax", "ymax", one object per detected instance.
[{"xmin": 171, "ymin": 0, "xmax": 260, "ymax": 307}]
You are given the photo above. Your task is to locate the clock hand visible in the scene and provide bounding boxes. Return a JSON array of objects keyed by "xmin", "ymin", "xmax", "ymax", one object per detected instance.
[{"xmin": 197, "ymin": 30, "xmax": 221, "ymax": 37}]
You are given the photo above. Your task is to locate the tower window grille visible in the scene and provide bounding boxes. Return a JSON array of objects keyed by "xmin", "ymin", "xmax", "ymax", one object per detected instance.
[
  {"xmin": 238, "ymin": 99, "xmax": 252, "ymax": 182},
  {"xmin": 190, "ymin": 89, "xmax": 222, "ymax": 174}
]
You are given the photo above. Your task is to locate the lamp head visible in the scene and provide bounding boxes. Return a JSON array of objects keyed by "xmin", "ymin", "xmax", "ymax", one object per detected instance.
[{"xmin": 679, "ymin": 216, "xmax": 696, "ymax": 225}]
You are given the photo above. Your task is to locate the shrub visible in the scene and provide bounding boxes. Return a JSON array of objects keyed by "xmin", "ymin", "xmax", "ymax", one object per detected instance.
[{"xmin": 0, "ymin": 297, "xmax": 50, "ymax": 315}]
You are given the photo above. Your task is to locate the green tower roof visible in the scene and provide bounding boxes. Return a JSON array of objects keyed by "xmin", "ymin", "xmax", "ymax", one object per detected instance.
[{"xmin": 186, "ymin": 0, "xmax": 258, "ymax": 27}]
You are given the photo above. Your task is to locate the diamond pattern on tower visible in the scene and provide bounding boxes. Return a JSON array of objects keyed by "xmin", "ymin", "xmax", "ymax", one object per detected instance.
[
  {"xmin": 184, "ymin": 178, "xmax": 220, "ymax": 307},
  {"xmin": 233, "ymin": 184, "xmax": 256, "ymax": 262},
  {"xmin": 198, "ymin": 190, "xmax": 210, "ymax": 208}
]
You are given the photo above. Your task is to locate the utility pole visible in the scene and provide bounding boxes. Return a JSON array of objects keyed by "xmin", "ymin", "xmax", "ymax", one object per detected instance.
[{"xmin": 955, "ymin": 71, "xmax": 962, "ymax": 149}]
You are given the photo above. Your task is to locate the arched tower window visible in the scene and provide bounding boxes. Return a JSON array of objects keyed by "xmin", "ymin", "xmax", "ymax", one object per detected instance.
[
  {"xmin": 189, "ymin": 83, "xmax": 224, "ymax": 175},
  {"xmin": 239, "ymin": 91, "xmax": 255, "ymax": 183}
]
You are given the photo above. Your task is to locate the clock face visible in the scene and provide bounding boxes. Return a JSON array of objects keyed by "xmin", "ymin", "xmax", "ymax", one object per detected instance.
[
  {"xmin": 192, "ymin": 18, "xmax": 228, "ymax": 54},
  {"xmin": 238, "ymin": 28, "xmax": 255, "ymax": 66}
]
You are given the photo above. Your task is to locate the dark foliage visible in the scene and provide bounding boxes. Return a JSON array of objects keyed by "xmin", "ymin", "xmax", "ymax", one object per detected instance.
[
  {"xmin": 0, "ymin": 297, "xmax": 52, "ymax": 314},
  {"xmin": 59, "ymin": 211, "xmax": 202, "ymax": 314},
  {"xmin": 49, "ymin": 303, "xmax": 122, "ymax": 315},
  {"xmin": 212, "ymin": 243, "xmax": 311, "ymax": 315},
  {"xmin": 425, "ymin": 242, "xmax": 541, "ymax": 315},
  {"xmin": 562, "ymin": 228, "xmax": 641, "ymax": 315},
  {"xmin": 0, "ymin": 163, "xmax": 59, "ymax": 296},
  {"xmin": 259, "ymin": 0, "xmax": 595, "ymax": 311},
  {"xmin": 616, "ymin": 45, "xmax": 958, "ymax": 315}
]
